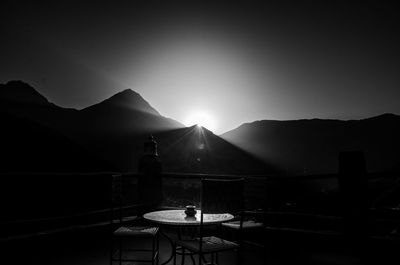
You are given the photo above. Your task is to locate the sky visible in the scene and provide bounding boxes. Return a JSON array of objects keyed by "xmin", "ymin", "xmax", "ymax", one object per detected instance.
[{"xmin": 1, "ymin": 1, "xmax": 400, "ymax": 134}]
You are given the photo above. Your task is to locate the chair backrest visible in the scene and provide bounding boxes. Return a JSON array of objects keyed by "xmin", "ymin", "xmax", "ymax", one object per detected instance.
[
  {"xmin": 110, "ymin": 174, "xmax": 123, "ymax": 224},
  {"xmin": 198, "ymin": 178, "xmax": 245, "ymax": 254},
  {"xmin": 110, "ymin": 174, "xmax": 146, "ymax": 228},
  {"xmin": 201, "ymin": 178, "xmax": 245, "ymax": 215}
]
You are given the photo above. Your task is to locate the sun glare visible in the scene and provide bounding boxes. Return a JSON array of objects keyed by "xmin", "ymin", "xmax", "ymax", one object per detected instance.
[{"xmin": 184, "ymin": 111, "xmax": 216, "ymax": 132}]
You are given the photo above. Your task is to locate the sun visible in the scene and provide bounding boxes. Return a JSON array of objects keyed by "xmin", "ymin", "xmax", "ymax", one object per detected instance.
[{"xmin": 184, "ymin": 111, "xmax": 217, "ymax": 132}]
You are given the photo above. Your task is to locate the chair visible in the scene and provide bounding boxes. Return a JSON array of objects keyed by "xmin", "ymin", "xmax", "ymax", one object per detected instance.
[
  {"xmin": 110, "ymin": 174, "xmax": 160, "ymax": 265},
  {"xmin": 174, "ymin": 178, "xmax": 245, "ymax": 265},
  {"xmin": 221, "ymin": 209, "xmax": 265, "ymax": 249}
]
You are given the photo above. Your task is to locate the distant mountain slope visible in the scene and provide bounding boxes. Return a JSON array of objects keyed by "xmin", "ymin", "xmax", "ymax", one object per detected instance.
[
  {"xmin": 80, "ymin": 88, "xmax": 183, "ymax": 135},
  {"xmin": 0, "ymin": 81, "xmax": 186, "ymax": 172},
  {"xmin": 85, "ymin": 89, "xmax": 161, "ymax": 116},
  {"xmin": 0, "ymin": 80, "xmax": 273, "ymax": 174},
  {"xmin": 0, "ymin": 111, "xmax": 112, "ymax": 172},
  {"xmin": 77, "ymin": 88, "xmax": 185, "ymax": 171},
  {"xmin": 0, "ymin": 80, "xmax": 79, "ymax": 134},
  {"xmin": 0, "ymin": 80, "xmax": 49, "ymax": 104},
  {"xmin": 221, "ymin": 114, "xmax": 400, "ymax": 174},
  {"xmin": 154, "ymin": 126, "xmax": 274, "ymax": 174}
]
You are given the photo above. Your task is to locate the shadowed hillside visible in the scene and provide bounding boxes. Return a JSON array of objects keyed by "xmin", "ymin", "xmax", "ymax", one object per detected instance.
[
  {"xmin": 0, "ymin": 81, "xmax": 79, "ymax": 134},
  {"xmin": 0, "ymin": 111, "xmax": 111, "ymax": 172},
  {"xmin": 80, "ymin": 88, "xmax": 183, "ymax": 135},
  {"xmin": 0, "ymin": 80, "xmax": 273, "ymax": 173},
  {"xmin": 76, "ymin": 88, "xmax": 185, "ymax": 171},
  {"xmin": 154, "ymin": 125, "xmax": 274, "ymax": 174},
  {"xmin": 221, "ymin": 114, "xmax": 400, "ymax": 175}
]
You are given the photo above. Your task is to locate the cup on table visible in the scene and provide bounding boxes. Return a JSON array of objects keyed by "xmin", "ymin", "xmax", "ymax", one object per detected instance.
[{"xmin": 185, "ymin": 205, "xmax": 197, "ymax": 217}]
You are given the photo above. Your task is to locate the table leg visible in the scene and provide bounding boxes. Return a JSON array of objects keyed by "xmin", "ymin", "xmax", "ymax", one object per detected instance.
[
  {"xmin": 160, "ymin": 230, "xmax": 175, "ymax": 265},
  {"xmin": 190, "ymin": 253, "xmax": 196, "ymax": 265},
  {"xmin": 181, "ymin": 248, "xmax": 185, "ymax": 265},
  {"xmin": 160, "ymin": 227, "xmax": 197, "ymax": 265},
  {"xmin": 178, "ymin": 227, "xmax": 197, "ymax": 265}
]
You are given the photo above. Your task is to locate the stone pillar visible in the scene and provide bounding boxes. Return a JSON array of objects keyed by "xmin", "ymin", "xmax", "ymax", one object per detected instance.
[{"xmin": 138, "ymin": 135, "xmax": 163, "ymax": 212}]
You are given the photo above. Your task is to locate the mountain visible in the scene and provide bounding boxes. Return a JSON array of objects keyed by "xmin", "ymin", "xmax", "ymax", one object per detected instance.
[
  {"xmin": 87, "ymin": 88, "xmax": 161, "ymax": 116},
  {"xmin": 0, "ymin": 81, "xmax": 102, "ymax": 172},
  {"xmin": 0, "ymin": 111, "xmax": 111, "ymax": 172},
  {"xmin": 0, "ymin": 80, "xmax": 272, "ymax": 173},
  {"xmin": 77, "ymin": 94, "xmax": 274, "ymax": 173},
  {"xmin": 3, "ymin": 80, "xmax": 399, "ymax": 175},
  {"xmin": 76, "ymin": 88, "xmax": 185, "ymax": 171},
  {"xmin": 80, "ymin": 88, "xmax": 183, "ymax": 135},
  {"xmin": 221, "ymin": 114, "xmax": 400, "ymax": 175},
  {"xmin": 0, "ymin": 81, "xmax": 184, "ymax": 172},
  {"xmin": 154, "ymin": 126, "xmax": 274, "ymax": 174},
  {"xmin": 0, "ymin": 80, "xmax": 49, "ymax": 104},
  {"xmin": 0, "ymin": 80, "xmax": 79, "ymax": 134}
]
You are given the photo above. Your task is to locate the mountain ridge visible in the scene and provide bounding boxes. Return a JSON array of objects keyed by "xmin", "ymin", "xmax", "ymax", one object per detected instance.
[
  {"xmin": 221, "ymin": 113, "xmax": 400, "ymax": 174},
  {"xmin": 0, "ymin": 80, "xmax": 50, "ymax": 105},
  {"xmin": 2, "ymin": 80, "xmax": 399, "ymax": 174},
  {"xmin": 0, "ymin": 80, "xmax": 270, "ymax": 173},
  {"xmin": 81, "ymin": 88, "xmax": 162, "ymax": 117},
  {"xmin": 226, "ymin": 112, "xmax": 400, "ymax": 133}
]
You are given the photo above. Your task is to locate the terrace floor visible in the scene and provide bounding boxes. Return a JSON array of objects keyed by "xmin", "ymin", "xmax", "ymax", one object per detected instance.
[{"xmin": 3, "ymin": 224, "xmax": 388, "ymax": 265}]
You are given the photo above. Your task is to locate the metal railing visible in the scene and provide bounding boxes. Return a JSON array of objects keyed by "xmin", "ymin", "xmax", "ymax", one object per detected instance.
[{"xmin": 1, "ymin": 171, "xmax": 399, "ymax": 240}]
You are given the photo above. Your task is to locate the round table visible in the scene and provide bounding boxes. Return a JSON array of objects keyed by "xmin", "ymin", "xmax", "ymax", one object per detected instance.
[
  {"xmin": 143, "ymin": 209, "xmax": 234, "ymax": 264},
  {"xmin": 144, "ymin": 209, "xmax": 234, "ymax": 226}
]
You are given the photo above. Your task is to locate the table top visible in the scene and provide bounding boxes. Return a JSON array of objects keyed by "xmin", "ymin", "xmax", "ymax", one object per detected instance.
[{"xmin": 143, "ymin": 209, "xmax": 234, "ymax": 226}]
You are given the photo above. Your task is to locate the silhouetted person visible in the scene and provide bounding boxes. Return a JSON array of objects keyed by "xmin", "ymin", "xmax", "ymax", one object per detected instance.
[
  {"xmin": 138, "ymin": 135, "xmax": 163, "ymax": 213},
  {"xmin": 338, "ymin": 151, "xmax": 368, "ymax": 262}
]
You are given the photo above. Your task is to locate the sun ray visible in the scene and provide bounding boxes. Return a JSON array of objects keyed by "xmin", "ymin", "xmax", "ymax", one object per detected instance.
[{"xmin": 184, "ymin": 111, "xmax": 216, "ymax": 132}]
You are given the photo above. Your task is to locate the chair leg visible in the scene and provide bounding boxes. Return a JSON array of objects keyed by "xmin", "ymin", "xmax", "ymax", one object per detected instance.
[
  {"xmin": 156, "ymin": 232, "xmax": 160, "ymax": 265},
  {"xmin": 190, "ymin": 253, "xmax": 196, "ymax": 265},
  {"xmin": 173, "ymin": 246, "xmax": 177, "ymax": 265},
  {"xmin": 237, "ymin": 247, "xmax": 242, "ymax": 265},
  {"xmin": 119, "ymin": 238, "xmax": 122, "ymax": 265},
  {"xmin": 152, "ymin": 236, "xmax": 156, "ymax": 265},
  {"xmin": 110, "ymin": 237, "xmax": 113, "ymax": 265},
  {"xmin": 181, "ymin": 248, "xmax": 185, "ymax": 265},
  {"xmin": 201, "ymin": 253, "xmax": 208, "ymax": 263}
]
